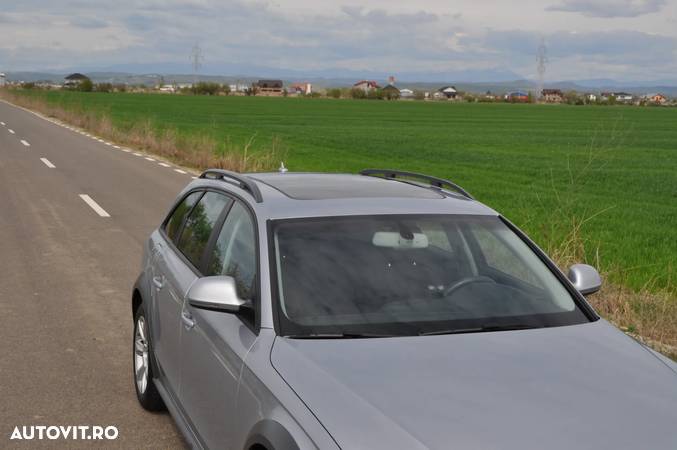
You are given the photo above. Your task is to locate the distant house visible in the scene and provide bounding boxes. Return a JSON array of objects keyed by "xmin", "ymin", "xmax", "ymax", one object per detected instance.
[
  {"xmin": 585, "ymin": 93, "xmax": 597, "ymax": 102},
  {"xmin": 505, "ymin": 91, "xmax": 530, "ymax": 102},
  {"xmin": 399, "ymin": 88, "xmax": 414, "ymax": 98},
  {"xmin": 642, "ymin": 93, "xmax": 667, "ymax": 105},
  {"xmin": 542, "ymin": 89, "xmax": 563, "ymax": 103},
  {"xmin": 614, "ymin": 92, "xmax": 634, "ymax": 103},
  {"xmin": 289, "ymin": 82, "xmax": 312, "ymax": 95},
  {"xmin": 159, "ymin": 84, "xmax": 176, "ymax": 93},
  {"xmin": 0, "ymin": 73, "xmax": 6, "ymax": 87},
  {"xmin": 63, "ymin": 73, "xmax": 90, "ymax": 87},
  {"xmin": 353, "ymin": 80, "xmax": 380, "ymax": 92},
  {"xmin": 437, "ymin": 86, "xmax": 458, "ymax": 99},
  {"xmin": 381, "ymin": 84, "xmax": 400, "ymax": 99},
  {"xmin": 228, "ymin": 83, "xmax": 249, "ymax": 95},
  {"xmin": 254, "ymin": 79, "xmax": 284, "ymax": 96}
]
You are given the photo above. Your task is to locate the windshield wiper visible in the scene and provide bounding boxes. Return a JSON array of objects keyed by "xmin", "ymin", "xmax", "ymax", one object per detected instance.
[
  {"xmin": 284, "ymin": 333, "xmax": 399, "ymax": 339},
  {"xmin": 420, "ymin": 323, "xmax": 539, "ymax": 336}
]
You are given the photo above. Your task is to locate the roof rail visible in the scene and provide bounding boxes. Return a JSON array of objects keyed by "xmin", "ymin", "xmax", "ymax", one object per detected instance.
[
  {"xmin": 360, "ymin": 169, "xmax": 473, "ymax": 200},
  {"xmin": 199, "ymin": 169, "xmax": 263, "ymax": 203}
]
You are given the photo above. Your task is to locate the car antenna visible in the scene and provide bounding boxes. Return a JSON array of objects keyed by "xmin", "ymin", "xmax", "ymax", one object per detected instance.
[{"xmin": 279, "ymin": 162, "xmax": 288, "ymax": 173}]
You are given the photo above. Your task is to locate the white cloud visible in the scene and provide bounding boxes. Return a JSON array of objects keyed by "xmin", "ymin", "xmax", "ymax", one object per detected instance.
[
  {"xmin": 547, "ymin": 0, "xmax": 666, "ymax": 18},
  {"xmin": 0, "ymin": 0, "xmax": 675, "ymax": 82}
]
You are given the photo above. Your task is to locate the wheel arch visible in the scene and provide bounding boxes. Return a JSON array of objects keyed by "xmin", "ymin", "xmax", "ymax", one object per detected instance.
[
  {"xmin": 132, "ymin": 271, "xmax": 149, "ymax": 317},
  {"xmin": 244, "ymin": 420, "xmax": 300, "ymax": 450},
  {"xmin": 132, "ymin": 288, "xmax": 143, "ymax": 317}
]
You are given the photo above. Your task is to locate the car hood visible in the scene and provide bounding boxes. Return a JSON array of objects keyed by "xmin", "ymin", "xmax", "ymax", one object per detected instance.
[{"xmin": 271, "ymin": 320, "xmax": 677, "ymax": 450}]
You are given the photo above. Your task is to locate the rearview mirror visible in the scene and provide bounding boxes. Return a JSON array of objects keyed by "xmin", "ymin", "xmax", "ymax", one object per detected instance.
[
  {"xmin": 186, "ymin": 276, "xmax": 249, "ymax": 313},
  {"xmin": 567, "ymin": 264, "xmax": 602, "ymax": 296},
  {"xmin": 373, "ymin": 231, "xmax": 429, "ymax": 249}
]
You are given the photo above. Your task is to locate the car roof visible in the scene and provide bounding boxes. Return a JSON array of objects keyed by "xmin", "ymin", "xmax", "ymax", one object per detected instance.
[
  {"xmin": 250, "ymin": 173, "xmax": 444, "ymax": 200},
  {"xmin": 187, "ymin": 172, "xmax": 498, "ymax": 219}
]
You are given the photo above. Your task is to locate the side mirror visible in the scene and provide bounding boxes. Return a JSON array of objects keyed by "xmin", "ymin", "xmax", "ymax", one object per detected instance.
[
  {"xmin": 187, "ymin": 276, "xmax": 250, "ymax": 313},
  {"xmin": 567, "ymin": 264, "xmax": 602, "ymax": 296}
]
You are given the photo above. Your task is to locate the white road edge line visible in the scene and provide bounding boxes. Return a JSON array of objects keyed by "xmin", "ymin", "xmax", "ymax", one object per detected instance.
[
  {"xmin": 79, "ymin": 194, "xmax": 110, "ymax": 218},
  {"xmin": 133, "ymin": 152, "xmax": 143, "ymax": 157},
  {"xmin": 158, "ymin": 162, "xmax": 171, "ymax": 167},
  {"xmin": 174, "ymin": 169, "xmax": 187, "ymax": 174},
  {"xmin": 40, "ymin": 158, "xmax": 56, "ymax": 168},
  {"xmin": 8, "ymin": 129, "xmax": 15, "ymax": 134},
  {"xmin": 20, "ymin": 140, "xmax": 30, "ymax": 147}
]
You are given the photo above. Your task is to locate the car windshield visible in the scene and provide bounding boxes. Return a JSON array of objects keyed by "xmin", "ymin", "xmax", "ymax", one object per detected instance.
[{"xmin": 272, "ymin": 215, "xmax": 590, "ymax": 337}]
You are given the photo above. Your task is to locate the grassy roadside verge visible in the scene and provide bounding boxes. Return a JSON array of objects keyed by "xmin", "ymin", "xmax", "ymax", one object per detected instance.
[
  {"xmin": 1, "ymin": 88, "xmax": 674, "ymax": 359},
  {"xmin": 0, "ymin": 89, "xmax": 283, "ymax": 172}
]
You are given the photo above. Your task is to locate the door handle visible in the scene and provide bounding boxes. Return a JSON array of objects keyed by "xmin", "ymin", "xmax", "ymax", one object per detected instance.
[
  {"xmin": 152, "ymin": 276, "xmax": 165, "ymax": 289},
  {"xmin": 181, "ymin": 311, "xmax": 195, "ymax": 330}
]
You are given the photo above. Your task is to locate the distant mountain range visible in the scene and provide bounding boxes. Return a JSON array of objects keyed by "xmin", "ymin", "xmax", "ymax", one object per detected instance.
[{"xmin": 5, "ymin": 70, "xmax": 677, "ymax": 96}]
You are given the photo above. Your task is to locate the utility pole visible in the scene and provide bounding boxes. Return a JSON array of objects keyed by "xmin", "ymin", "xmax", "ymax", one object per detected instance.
[
  {"xmin": 190, "ymin": 43, "xmax": 204, "ymax": 86},
  {"xmin": 537, "ymin": 37, "xmax": 547, "ymax": 100}
]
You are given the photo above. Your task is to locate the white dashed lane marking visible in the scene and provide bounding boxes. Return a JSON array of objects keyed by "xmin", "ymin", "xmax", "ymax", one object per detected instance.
[
  {"xmin": 145, "ymin": 157, "xmax": 155, "ymax": 161},
  {"xmin": 174, "ymin": 169, "xmax": 187, "ymax": 174},
  {"xmin": 20, "ymin": 140, "xmax": 30, "ymax": 147},
  {"xmin": 0, "ymin": 121, "xmax": 5, "ymax": 126},
  {"xmin": 40, "ymin": 158, "xmax": 56, "ymax": 168},
  {"xmin": 158, "ymin": 162, "xmax": 171, "ymax": 168},
  {"xmin": 79, "ymin": 194, "xmax": 110, "ymax": 218},
  {"xmin": 8, "ymin": 129, "xmax": 15, "ymax": 134}
]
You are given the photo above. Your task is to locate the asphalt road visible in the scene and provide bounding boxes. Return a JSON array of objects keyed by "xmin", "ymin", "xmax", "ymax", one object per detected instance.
[{"xmin": 0, "ymin": 100, "xmax": 189, "ymax": 448}]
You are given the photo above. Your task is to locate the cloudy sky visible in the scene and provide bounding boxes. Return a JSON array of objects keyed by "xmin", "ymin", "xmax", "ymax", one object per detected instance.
[{"xmin": 1, "ymin": 0, "xmax": 676, "ymax": 82}]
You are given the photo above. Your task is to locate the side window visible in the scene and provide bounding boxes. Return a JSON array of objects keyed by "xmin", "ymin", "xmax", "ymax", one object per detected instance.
[
  {"xmin": 471, "ymin": 227, "xmax": 539, "ymax": 285},
  {"xmin": 165, "ymin": 191, "xmax": 202, "ymax": 243},
  {"xmin": 206, "ymin": 202, "xmax": 257, "ymax": 300},
  {"xmin": 176, "ymin": 192, "xmax": 230, "ymax": 269}
]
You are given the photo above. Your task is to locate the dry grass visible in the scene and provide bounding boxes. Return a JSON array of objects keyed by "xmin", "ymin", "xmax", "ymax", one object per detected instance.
[
  {"xmin": 543, "ymin": 210, "xmax": 676, "ymax": 359},
  {"xmin": 0, "ymin": 89, "xmax": 283, "ymax": 173}
]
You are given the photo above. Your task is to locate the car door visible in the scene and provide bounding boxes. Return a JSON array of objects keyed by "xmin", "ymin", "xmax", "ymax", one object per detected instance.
[
  {"xmin": 179, "ymin": 201, "xmax": 259, "ymax": 449},
  {"xmin": 154, "ymin": 190, "xmax": 230, "ymax": 397},
  {"xmin": 152, "ymin": 190, "xmax": 203, "ymax": 393}
]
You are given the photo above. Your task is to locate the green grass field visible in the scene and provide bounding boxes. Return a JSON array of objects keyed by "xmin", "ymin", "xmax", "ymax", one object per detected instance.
[{"xmin": 16, "ymin": 91, "xmax": 677, "ymax": 293}]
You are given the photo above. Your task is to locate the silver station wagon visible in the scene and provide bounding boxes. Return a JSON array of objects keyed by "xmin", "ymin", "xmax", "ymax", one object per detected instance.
[{"xmin": 132, "ymin": 169, "xmax": 677, "ymax": 450}]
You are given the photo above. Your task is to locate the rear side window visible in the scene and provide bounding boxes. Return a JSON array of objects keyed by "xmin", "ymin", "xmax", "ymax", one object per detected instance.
[
  {"xmin": 176, "ymin": 192, "xmax": 230, "ymax": 269},
  {"xmin": 165, "ymin": 191, "xmax": 202, "ymax": 243}
]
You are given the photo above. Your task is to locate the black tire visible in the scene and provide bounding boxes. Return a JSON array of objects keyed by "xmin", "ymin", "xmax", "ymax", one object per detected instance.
[{"xmin": 133, "ymin": 306, "xmax": 165, "ymax": 411}]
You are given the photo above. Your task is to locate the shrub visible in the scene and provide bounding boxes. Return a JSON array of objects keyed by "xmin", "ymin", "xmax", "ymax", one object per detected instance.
[
  {"xmin": 327, "ymin": 88, "xmax": 342, "ymax": 99},
  {"xmin": 79, "ymin": 79, "xmax": 93, "ymax": 92},
  {"xmin": 350, "ymin": 88, "xmax": 366, "ymax": 99},
  {"xmin": 366, "ymin": 89, "xmax": 384, "ymax": 100},
  {"xmin": 95, "ymin": 83, "xmax": 113, "ymax": 93},
  {"xmin": 192, "ymin": 82, "xmax": 221, "ymax": 96}
]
